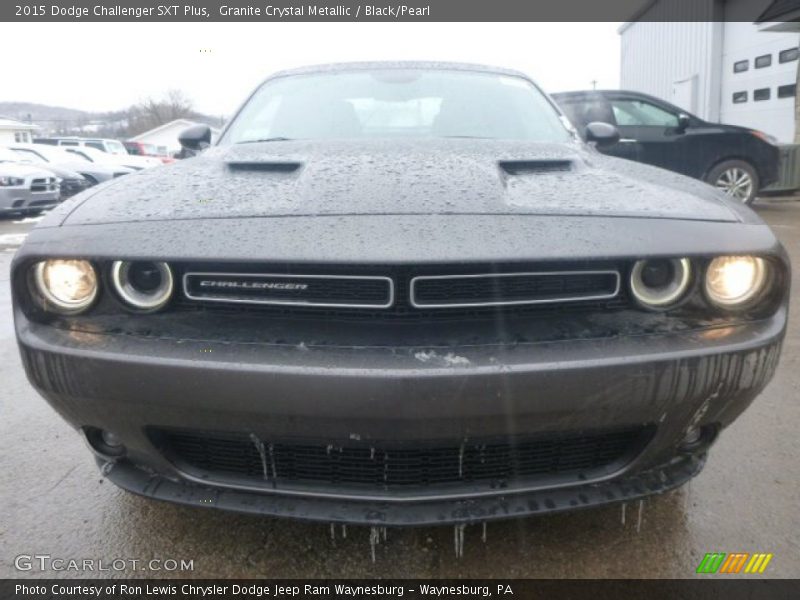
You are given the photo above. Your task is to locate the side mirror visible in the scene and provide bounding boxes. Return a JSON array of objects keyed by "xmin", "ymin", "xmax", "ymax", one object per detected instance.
[
  {"xmin": 677, "ymin": 113, "xmax": 691, "ymax": 133},
  {"xmin": 178, "ymin": 124, "xmax": 212, "ymax": 153},
  {"xmin": 584, "ymin": 122, "xmax": 621, "ymax": 148}
]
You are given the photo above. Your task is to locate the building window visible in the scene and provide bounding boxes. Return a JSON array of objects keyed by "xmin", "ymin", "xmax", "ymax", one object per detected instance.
[
  {"xmin": 753, "ymin": 88, "xmax": 771, "ymax": 101},
  {"xmin": 733, "ymin": 60, "xmax": 749, "ymax": 73},
  {"xmin": 778, "ymin": 84, "xmax": 797, "ymax": 99},
  {"xmin": 779, "ymin": 47, "xmax": 799, "ymax": 63},
  {"xmin": 754, "ymin": 54, "xmax": 772, "ymax": 69},
  {"xmin": 732, "ymin": 91, "xmax": 748, "ymax": 104}
]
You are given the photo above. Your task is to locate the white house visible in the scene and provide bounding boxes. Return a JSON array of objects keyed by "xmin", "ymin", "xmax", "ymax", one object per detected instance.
[
  {"xmin": 0, "ymin": 117, "xmax": 39, "ymax": 145},
  {"xmin": 128, "ymin": 119, "xmax": 221, "ymax": 156},
  {"xmin": 619, "ymin": 0, "xmax": 799, "ymax": 143}
]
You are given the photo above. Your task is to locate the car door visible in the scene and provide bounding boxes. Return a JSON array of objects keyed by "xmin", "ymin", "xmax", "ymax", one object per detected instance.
[{"xmin": 603, "ymin": 95, "xmax": 691, "ymax": 176}]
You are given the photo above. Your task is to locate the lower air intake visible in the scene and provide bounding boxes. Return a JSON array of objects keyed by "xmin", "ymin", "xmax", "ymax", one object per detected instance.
[{"xmin": 155, "ymin": 427, "xmax": 649, "ymax": 492}]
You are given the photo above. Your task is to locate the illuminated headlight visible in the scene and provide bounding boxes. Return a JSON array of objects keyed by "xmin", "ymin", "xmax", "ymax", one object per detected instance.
[
  {"xmin": 33, "ymin": 259, "xmax": 98, "ymax": 314},
  {"xmin": 630, "ymin": 258, "xmax": 692, "ymax": 309},
  {"xmin": 704, "ymin": 256, "xmax": 767, "ymax": 308},
  {"xmin": 111, "ymin": 260, "xmax": 173, "ymax": 311}
]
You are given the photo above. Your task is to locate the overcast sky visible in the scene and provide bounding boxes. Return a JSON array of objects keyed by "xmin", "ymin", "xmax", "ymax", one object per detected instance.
[{"xmin": 0, "ymin": 22, "xmax": 620, "ymax": 116}]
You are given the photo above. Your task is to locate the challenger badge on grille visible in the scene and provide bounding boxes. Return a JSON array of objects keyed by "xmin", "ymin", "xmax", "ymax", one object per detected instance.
[{"xmin": 183, "ymin": 272, "xmax": 394, "ymax": 308}]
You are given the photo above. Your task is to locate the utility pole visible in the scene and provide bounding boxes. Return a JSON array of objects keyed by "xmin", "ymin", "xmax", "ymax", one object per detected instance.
[{"xmin": 591, "ymin": 79, "xmax": 598, "ymax": 90}]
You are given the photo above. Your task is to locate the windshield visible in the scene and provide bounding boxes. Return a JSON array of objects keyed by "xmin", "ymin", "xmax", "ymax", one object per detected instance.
[
  {"xmin": 12, "ymin": 145, "xmax": 80, "ymax": 163},
  {"xmin": 0, "ymin": 147, "xmax": 20, "ymax": 162},
  {"xmin": 221, "ymin": 69, "xmax": 571, "ymax": 144}
]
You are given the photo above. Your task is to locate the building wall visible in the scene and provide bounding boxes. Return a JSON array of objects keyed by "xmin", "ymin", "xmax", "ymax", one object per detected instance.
[
  {"xmin": 720, "ymin": 22, "xmax": 799, "ymax": 142},
  {"xmin": 620, "ymin": 20, "xmax": 723, "ymax": 120},
  {"xmin": 619, "ymin": 0, "xmax": 798, "ymax": 142},
  {"xmin": 0, "ymin": 129, "xmax": 34, "ymax": 144}
]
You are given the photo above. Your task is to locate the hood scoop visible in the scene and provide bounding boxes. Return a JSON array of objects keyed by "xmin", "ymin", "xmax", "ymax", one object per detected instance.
[
  {"xmin": 226, "ymin": 161, "xmax": 302, "ymax": 174},
  {"xmin": 499, "ymin": 160, "xmax": 574, "ymax": 176}
]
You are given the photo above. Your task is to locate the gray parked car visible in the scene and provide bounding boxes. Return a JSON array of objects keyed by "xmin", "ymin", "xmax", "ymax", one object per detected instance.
[
  {"xmin": 0, "ymin": 147, "xmax": 89, "ymax": 199},
  {"xmin": 8, "ymin": 143, "xmax": 133, "ymax": 185},
  {"xmin": 0, "ymin": 161, "xmax": 60, "ymax": 217}
]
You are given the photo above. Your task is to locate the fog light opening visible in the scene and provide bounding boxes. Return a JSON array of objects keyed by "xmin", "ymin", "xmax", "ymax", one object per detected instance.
[
  {"xmin": 101, "ymin": 430, "xmax": 123, "ymax": 448},
  {"xmin": 84, "ymin": 427, "xmax": 127, "ymax": 458},
  {"xmin": 679, "ymin": 424, "xmax": 718, "ymax": 453},
  {"xmin": 682, "ymin": 427, "xmax": 702, "ymax": 446}
]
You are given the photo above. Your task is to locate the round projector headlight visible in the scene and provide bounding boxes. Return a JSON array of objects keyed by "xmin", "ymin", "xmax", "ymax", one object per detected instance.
[
  {"xmin": 705, "ymin": 256, "xmax": 767, "ymax": 308},
  {"xmin": 630, "ymin": 258, "xmax": 692, "ymax": 309},
  {"xmin": 33, "ymin": 259, "xmax": 98, "ymax": 314},
  {"xmin": 111, "ymin": 260, "xmax": 173, "ymax": 311}
]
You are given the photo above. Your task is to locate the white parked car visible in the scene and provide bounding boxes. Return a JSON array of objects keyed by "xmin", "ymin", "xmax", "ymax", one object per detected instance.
[
  {"xmin": 34, "ymin": 136, "xmax": 130, "ymax": 155},
  {"xmin": 8, "ymin": 144, "xmax": 133, "ymax": 185},
  {"xmin": 0, "ymin": 161, "xmax": 60, "ymax": 217}
]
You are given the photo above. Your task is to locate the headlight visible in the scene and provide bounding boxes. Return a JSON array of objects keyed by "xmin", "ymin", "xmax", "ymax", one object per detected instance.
[
  {"xmin": 704, "ymin": 256, "xmax": 767, "ymax": 308},
  {"xmin": 630, "ymin": 258, "xmax": 692, "ymax": 309},
  {"xmin": 111, "ymin": 260, "xmax": 173, "ymax": 311},
  {"xmin": 33, "ymin": 259, "xmax": 98, "ymax": 314},
  {"xmin": 0, "ymin": 176, "xmax": 25, "ymax": 187}
]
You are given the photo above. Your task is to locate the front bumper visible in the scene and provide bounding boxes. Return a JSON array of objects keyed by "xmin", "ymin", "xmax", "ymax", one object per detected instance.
[
  {"xmin": 0, "ymin": 187, "xmax": 60, "ymax": 214},
  {"xmin": 16, "ymin": 307, "xmax": 785, "ymax": 525}
]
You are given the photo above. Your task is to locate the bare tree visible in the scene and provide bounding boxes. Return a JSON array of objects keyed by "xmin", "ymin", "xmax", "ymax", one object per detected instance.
[{"xmin": 128, "ymin": 90, "xmax": 195, "ymax": 136}]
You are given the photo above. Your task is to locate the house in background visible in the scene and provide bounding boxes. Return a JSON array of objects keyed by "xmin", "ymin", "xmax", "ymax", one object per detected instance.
[
  {"xmin": 128, "ymin": 119, "xmax": 221, "ymax": 156},
  {"xmin": 619, "ymin": 0, "xmax": 799, "ymax": 143},
  {"xmin": 0, "ymin": 117, "xmax": 39, "ymax": 144}
]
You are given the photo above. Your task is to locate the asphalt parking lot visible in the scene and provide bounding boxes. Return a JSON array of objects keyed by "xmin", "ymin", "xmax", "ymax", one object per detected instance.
[{"xmin": 1, "ymin": 200, "xmax": 799, "ymax": 579}]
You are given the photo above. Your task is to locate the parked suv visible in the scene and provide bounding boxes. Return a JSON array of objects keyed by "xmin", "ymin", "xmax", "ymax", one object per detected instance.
[{"xmin": 552, "ymin": 90, "xmax": 780, "ymax": 204}]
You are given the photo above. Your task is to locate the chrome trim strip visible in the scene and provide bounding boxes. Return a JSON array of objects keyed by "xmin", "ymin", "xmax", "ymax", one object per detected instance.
[
  {"xmin": 183, "ymin": 271, "xmax": 394, "ymax": 309},
  {"xmin": 409, "ymin": 270, "xmax": 621, "ymax": 309}
]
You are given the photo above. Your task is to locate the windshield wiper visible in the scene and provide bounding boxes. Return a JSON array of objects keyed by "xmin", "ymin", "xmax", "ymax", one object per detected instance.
[{"xmin": 236, "ymin": 137, "xmax": 294, "ymax": 144}]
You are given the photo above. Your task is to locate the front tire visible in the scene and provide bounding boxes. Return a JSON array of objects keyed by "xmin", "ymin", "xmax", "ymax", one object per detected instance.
[{"xmin": 706, "ymin": 160, "xmax": 759, "ymax": 205}]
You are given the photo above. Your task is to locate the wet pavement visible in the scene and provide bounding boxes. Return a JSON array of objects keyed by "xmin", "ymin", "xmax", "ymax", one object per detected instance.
[{"xmin": 1, "ymin": 200, "xmax": 798, "ymax": 579}]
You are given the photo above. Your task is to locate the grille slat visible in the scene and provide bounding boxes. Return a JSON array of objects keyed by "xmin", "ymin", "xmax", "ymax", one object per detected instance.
[
  {"xmin": 411, "ymin": 271, "xmax": 619, "ymax": 308},
  {"xmin": 157, "ymin": 428, "xmax": 647, "ymax": 492}
]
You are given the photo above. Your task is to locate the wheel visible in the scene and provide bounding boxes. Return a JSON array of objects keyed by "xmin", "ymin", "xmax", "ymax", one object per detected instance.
[{"xmin": 706, "ymin": 160, "xmax": 759, "ymax": 205}]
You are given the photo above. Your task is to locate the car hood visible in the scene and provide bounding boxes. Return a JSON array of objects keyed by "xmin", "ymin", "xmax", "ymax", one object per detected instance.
[
  {"xmin": 0, "ymin": 162, "xmax": 54, "ymax": 178},
  {"xmin": 59, "ymin": 139, "xmax": 741, "ymax": 226}
]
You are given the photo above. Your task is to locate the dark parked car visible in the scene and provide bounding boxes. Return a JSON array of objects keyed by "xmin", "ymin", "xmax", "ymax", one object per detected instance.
[
  {"xmin": 12, "ymin": 63, "xmax": 788, "ymax": 526},
  {"xmin": 552, "ymin": 90, "xmax": 780, "ymax": 204}
]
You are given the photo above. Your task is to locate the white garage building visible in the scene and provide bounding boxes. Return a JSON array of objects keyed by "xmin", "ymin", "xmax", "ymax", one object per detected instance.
[
  {"xmin": 0, "ymin": 117, "xmax": 38, "ymax": 145},
  {"xmin": 619, "ymin": 0, "xmax": 799, "ymax": 143}
]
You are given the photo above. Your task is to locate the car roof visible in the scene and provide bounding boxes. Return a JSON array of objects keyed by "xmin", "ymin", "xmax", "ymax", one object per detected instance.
[
  {"xmin": 553, "ymin": 89, "xmax": 663, "ymax": 101},
  {"xmin": 268, "ymin": 61, "xmax": 532, "ymax": 81}
]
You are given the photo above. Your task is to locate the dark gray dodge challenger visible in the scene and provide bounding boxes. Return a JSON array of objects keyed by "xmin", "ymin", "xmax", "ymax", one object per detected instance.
[{"xmin": 12, "ymin": 62, "xmax": 789, "ymax": 525}]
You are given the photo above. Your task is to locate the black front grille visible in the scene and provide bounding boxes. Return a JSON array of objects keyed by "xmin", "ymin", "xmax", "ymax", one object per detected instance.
[
  {"xmin": 30, "ymin": 178, "xmax": 55, "ymax": 192},
  {"xmin": 412, "ymin": 271, "xmax": 619, "ymax": 307},
  {"xmin": 155, "ymin": 428, "xmax": 647, "ymax": 492},
  {"xmin": 175, "ymin": 262, "xmax": 630, "ymax": 322}
]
